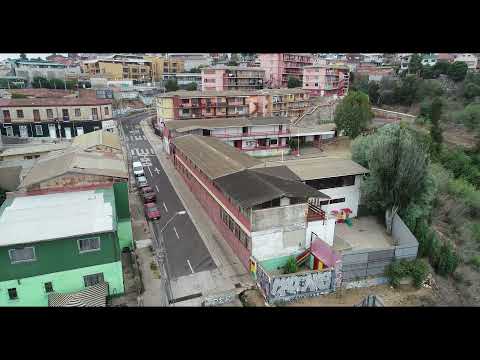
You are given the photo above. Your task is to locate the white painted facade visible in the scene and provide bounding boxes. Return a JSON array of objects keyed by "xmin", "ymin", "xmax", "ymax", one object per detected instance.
[
  {"xmin": 251, "ymin": 224, "xmax": 306, "ymax": 262},
  {"xmin": 317, "ymin": 174, "xmax": 363, "ymax": 218},
  {"xmin": 305, "ymin": 218, "xmax": 336, "ymax": 247}
]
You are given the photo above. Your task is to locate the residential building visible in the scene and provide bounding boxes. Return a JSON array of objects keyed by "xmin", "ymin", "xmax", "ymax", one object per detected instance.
[
  {"xmin": 398, "ymin": 53, "xmax": 413, "ymax": 72},
  {"xmin": 156, "ymin": 89, "xmax": 311, "ymax": 126},
  {"xmin": 303, "ymin": 64, "xmax": 350, "ymax": 97},
  {"xmin": 167, "ymin": 54, "xmax": 212, "ymax": 71},
  {"xmin": 258, "ymin": 53, "xmax": 313, "ymax": 88},
  {"xmin": 421, "ymin": 54, "xmax": 437, "ymax": 67},
  {"xmin": 10, "ymin": 59, "xmax": 81, "ymax": 83},
  {"xmin": 201, "ymin": 66, "xmax": 265, "ymax": 91},
  {"xmin": 359, "ymin": 53, "xmax": 384, "ymax": 65},
  {"xmin": 170, "ymin": 134, "xmax": 331, "ymax": 269},
  {"xmin": 355, "ymin": 64, "xmax": 395, "ymax": 82},
  {"xmin": 144, "ymin": 55, "xmax": 184, "ymax": 80},
  {"xmin": 0, "ymin": 143, "xmax": 69, "ymax": 162},
  {"xmin": 45, "ymin": 54, "xmax": 77, "ymax": 66},
  {"xmin": 161, "ymin": 116, "xmax": 292, "ymax": 157},
  {"xmin": 436, "ymin": 53, "xmax": 455, "ymax": 63},
  {"xmin": 163, "ymin": 73, "xmax": 202, "ymax": 90},
  {"xmin": 0, "ymin": 186, "xmax": 126, "ymax": 306},
  {"xmin": 453, "ymin": 53, "xmax": 478, "ymax": 70},
  {"xmin": 0, "ymin": 98, "xmax": 113, "ymax": 139}
]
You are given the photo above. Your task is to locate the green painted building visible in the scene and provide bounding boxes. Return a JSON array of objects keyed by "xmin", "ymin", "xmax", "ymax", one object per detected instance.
[{"xmin": 0, "ymin": 187, "xmax": 128, "ymax": 306}]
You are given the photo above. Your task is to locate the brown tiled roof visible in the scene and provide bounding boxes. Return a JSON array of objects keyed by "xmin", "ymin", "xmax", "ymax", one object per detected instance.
[
  {"xmin": 9, "ymin": 89, "xmax": 76, "ymax": 98},
  {"xmin": 0, "ymin": 98, "xmax": 112, "ymax": 108}
]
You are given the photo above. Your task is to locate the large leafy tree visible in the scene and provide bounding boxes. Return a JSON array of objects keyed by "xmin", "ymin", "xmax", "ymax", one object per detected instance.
[
  {"xmin": 164, "ymin": 79, "xmax": 179, "ymax": 92},
  {"xmin": 368, "ymin": 81, "xmax": 380, "ymax": 105},
  {"xmin": 447, "ymin": 61, "xmax": 468, "ymax": 82},
  {"xmin": 287, "ymin": 76, "xmax": 302, "ymax": 88},
  {"xmin": 408, "ymin": 54, "xmax": 423, "ymax": 75},
  {"xmin": 361, "ymin": 123, "xmax": 429, "ymax": 234},
  {"xmin": 334, "ymin": 91, "xmax": 373, "ymax": 139},
  {"xmin": 430, "ymin": 97, "xmax": 443, "ymax": 157}
]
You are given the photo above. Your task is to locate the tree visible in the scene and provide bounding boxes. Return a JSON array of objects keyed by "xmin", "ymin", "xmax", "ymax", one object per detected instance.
[
  {"xmin": 397, "ymin": 75, "xmax": 420, "ymax": 106},
  {"xmin": 227, "ymin": 53, "xmax": 239, "ymax": 66},
  {"xmin": 351, "ymin": 73, "xmax": 369, "ymax": 94},
  {"xmin": 447, "ymin": 61, "xmax": 468, "ymax": 82},
  {"xmin": 368, "ymin": 81, "xmax": 380, "ymax": 105},
  {"xmin": 421, "ymin": 65, "xmax": 435, "ymax": 79},
  {"xmin": 361, "ymin": 123, "xmax": 429, "ymax": 234},
  {"xmin": 182, "ymin": 82, "xmax": 197, "ymax": 91},
  {"xmin": 334, "ymin": 91, "xmax": 373, "ymax": 139},
  {"xmin": 430, "ymin": 97, "xmax": 443, "ymax": 157},
  {"xmin": 463, "ymin": 82, "xmax": 480, "ymax": 100},
  {"xmin": 19, "ymin": 53, "xmax": 27, "ymax": 60},
  {"xmin": 189, "ymin": 67, "xmax": 202, "ymax": 73},
  {"xmin": 31, "ymin": 76, "xmax": 48, "ymax": 88},
  {"xmin": 459, "ymin": 103, "xmax": 480, "ymax": 130},
  {"xmin": 287, "ymin": 76, "xmax": 302, "ymax": 88},
  {"xmin": 164, "ymin": 79, "xmax": 179, "ymax": 92},
  {"xmin": 432, "ymin": 61, "xmax": 450, "ymax": 77},
  {"xmin": 408, "ymin": 54, "xmax": 423, "ymax": 75}
]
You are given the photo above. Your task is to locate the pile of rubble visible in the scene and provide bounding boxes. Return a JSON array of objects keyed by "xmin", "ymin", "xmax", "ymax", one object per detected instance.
[{"xmin": 422, "ymin": 274, "xmax": 437, "ymax": 289}]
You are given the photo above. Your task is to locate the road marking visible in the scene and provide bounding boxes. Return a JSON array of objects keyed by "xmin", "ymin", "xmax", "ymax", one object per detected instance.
[
  {"xmin": 150, "ymin": 148, "xmax": 155, "ymax": 155},
  {"xmin": 131, "ymin": 149, "xmax": 135, "ymax": 155},
  {"xmin": 148, "ymin": 167, "xmax": 153, "ymax": 176},
  {"xmin": 173, "ymin": 226, "xmax": 180, "ymax": 239},
  {"xmin": 154, "ymin": 167, "xmax": 160, "ymax": 174},
  {"xmin": 155, "ymin": 185, "xmax": 159, "ymax": 192},
  {"xmin": 163, "ymin": 202, "xmax": 168, "ymax": 212},
  {"xmin": 187, "ymin": 259, "xmax": 194, "ymax": 274}
]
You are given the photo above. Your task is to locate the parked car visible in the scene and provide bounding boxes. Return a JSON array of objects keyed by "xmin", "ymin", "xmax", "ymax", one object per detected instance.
[
  {"xmin": 136, "ymin": 176, "xmax": 148, "ymax": 188},
  {"xmin": 144, "ymin": 202, "xmax": 161, "ymax": 220},
  {"xmin": 141, "ymin": 186, "xmax": 156, "ymax": 203},
  {"xmin": 132, "ymin": 161, "xmax": 144, "ymax": 177}
]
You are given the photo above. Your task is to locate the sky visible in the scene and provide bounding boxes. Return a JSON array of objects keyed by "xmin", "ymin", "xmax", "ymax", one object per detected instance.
[{"xmin": 0, "ymin": 53, "xmax": 68, "ymax": 61}]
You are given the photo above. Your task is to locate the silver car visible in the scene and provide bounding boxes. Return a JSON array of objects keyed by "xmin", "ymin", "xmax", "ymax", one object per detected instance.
[{"xmin": 136, "ymin": 176, "xmax": 148, "ymax": 188}]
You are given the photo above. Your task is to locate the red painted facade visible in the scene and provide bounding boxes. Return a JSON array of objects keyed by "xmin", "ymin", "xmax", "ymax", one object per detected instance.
[{"xmin": 173, "ymin": 150, "xmax": 251, "ymax": 268}]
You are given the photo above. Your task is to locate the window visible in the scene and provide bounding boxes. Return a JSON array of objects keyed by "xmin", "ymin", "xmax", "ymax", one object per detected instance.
[
  {"xmin": 35, "ymin": 125, "xmax": 43, "ymax": 136},
  {"xmin": 2, "ymin": 110, "xmax": 11, "ymax": 122},
  {"xmin": 75, "ymin": 108, "xmax": 81, "ymax": 117},
  {"xmin": 17, "ymin": 110, "xmax": 24, "ymax": 118},
  {"xmin": 5, "ymin": 126, "xmax": 13, "ymax": 136},
  {"xmin": 330, "ymin": 198, "xmax": 345, "ymax": 204},
  {"xmin": 46, "ymin": 109, "xmax": 53, "ymax": 119},
  {"xmin": 9, "ymin": 247, "xmax": 36, "ymax": 263},
  {"xmin": 104, "ymin": 107, "xmax": 109, "ymax": 115},
  {"xmin": 62, "ymin": 109, "xmax": 69, "ymax": 120},
  {"xmin": 8, "ymin": 288, "xmax": 18, "ymax": 300},
  {"xmin": 84, "ymin": 273, "xmax": 104, "ymax": 287},
  {"xmin": 44, "ymin": 282, "xmax": 53, "ymax": 293},
  {"xmin": 78, "ymin": 237, "xmax": 100, "ymax": 253},
  {"xmin": 320, "ymin": 200, "xmax": 329, "ymax": 206},
  {"xmin": 270, "ymin": 139, "xmax": 278, "ymax": 146}
]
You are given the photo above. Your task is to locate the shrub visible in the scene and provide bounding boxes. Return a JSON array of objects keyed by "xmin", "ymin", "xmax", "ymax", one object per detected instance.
[
  {"xmin": 386, "ymin": 259, "xmax": 429, "ymax": 289},
  {"xmin": 283, "ymin": 257, "xmax": 298, "ymax": 274},
  {"xmin": 471, "ymin": 223, "xmax": 480, "ymax": 243},
  {"xmin": 435, "ymin": 242, "xmax": 459, "ymax": 276},
  {"xmin": 410, "ymin": 259, "xmax": 429, "ymax": 288},
  {"xmin": 469, "ymin": 255, "xmax": 480, "ymax": 270}
]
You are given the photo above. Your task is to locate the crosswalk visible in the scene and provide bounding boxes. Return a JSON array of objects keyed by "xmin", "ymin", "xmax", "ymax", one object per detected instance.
[
  {"xmin": 125, "ymin": 135, "xmax": 147, "ymax": 141},
  {"xmin": 131, "ymin": 148, "xmax": 156, "ymax": 157}
]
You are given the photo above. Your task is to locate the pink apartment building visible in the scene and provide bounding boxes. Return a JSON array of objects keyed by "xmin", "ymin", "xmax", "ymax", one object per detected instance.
[
  {"xmin": 258, "ymin": 53, "xmax": 313, "ymax": 88},
  {"xmin": 302, "ymin": 64, "xmax": 350, "ymax": 97},
  {"xmin": 201, "ymin": 66, "xmax": 265, "ymax": 91}
]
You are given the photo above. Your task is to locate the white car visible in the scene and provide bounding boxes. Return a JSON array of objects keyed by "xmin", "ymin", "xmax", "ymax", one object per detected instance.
[{"xmin": 132, "ymin": 161, "xmax": 144, "ymax": 177}]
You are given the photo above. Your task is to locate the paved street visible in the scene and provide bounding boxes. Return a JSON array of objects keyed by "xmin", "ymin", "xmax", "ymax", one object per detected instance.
[{"xmin": 117, "ymin": 113, "xmax": 216, "ymax": 279}]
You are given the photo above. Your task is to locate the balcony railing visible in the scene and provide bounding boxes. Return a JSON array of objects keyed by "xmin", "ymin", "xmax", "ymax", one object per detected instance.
[
  {"xmin": 307, "ymin": 203, "xmax": 326, "ymax": 222},
  {"xmin": 213, "ymin": 130, "xmax": 290, "ymax": 139},
  {"xmin": 241, "ymin": 144, "xmax": 289, "ymax": 152}
]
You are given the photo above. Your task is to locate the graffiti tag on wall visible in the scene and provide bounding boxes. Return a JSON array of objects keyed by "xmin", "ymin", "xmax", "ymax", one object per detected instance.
[
  {"xmin": 256, "ymin": 265, "xmax": 271, "ymax": 299},
  {"xmin": 203, "ymin": 292, "xmax": 235, "ymax": 307},
  {"xmin": 270, "ymin": 271, "xmax": 332, "ymax": 300}
]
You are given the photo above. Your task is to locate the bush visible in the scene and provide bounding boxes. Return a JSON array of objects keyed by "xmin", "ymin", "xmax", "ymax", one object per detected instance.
[
  {"xmin": 435, "ymin": 242, "xmax": 459, "ymax": 276},
  {"xmin": 469, "ymin": 255, "xmax": 480, "ymax": 270},
  {"xmin": 283, "ymin": 257, "xmax": 298, "ymax": 274},
  {"xmin": 386, "ymin": 259, "xmax": 429, "ymax": 289},
  {"xmin": 471, "ymin": 223, "xmax": 480, "ymax": 243}
]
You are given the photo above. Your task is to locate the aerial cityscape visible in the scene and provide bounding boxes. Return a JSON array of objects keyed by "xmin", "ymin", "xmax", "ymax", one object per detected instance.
[{"xmin": 0, "ymin": 52, "xmax": 479, "ymax": 307}]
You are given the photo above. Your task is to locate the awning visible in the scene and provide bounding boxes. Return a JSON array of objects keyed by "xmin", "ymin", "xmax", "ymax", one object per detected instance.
[{"xmin": 48, "ymin": 282, "xmax": 109, "ymax": 307}]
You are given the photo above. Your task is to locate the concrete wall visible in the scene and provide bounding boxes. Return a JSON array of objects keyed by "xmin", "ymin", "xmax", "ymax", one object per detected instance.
[
  {"xmin": 392, "ymin": 213, "xmax": 419, "ymax": 260},
  {"xmin": 319, "ymin": 175, "xmax": 362, "ymax": 218},
  {"xmin": 251, "ymin": 203, "xmax": 307, "ymax": 261},
  {"xmin": 306, "ymin": 218, "xmax": 336, "ymax": 247},
  {"xmin": 26, "ymin": 173, "xmax": 118, "ymax": 191}
]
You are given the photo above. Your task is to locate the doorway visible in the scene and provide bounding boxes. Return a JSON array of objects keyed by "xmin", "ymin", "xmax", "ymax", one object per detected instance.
[
  {"xmin": 76, "ymin": 127, "xmax": 84, "ymax": 136},
  {"xmin": 19, "ymin": 125, "xmax": 28, "ymax": 138},
  {"xmin": 48, "ymin": 124, "xmax": 57, "ymax": 138},
  {"xmin": 65, "ymin": 127, "xmax": 72, "ymax": 139}
]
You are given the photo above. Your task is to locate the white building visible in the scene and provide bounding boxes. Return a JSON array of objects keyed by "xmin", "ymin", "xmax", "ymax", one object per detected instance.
[
  {"xmin": 454, "ymin": 53, "xmax": 478, "ymax": 70},
  {"xmin": 10, "ymin": 60, "xmax": 81, "ymax": 83},
  {"xmin": 166, "ymin": 54, "xmax": 212, "ymax": 71}
]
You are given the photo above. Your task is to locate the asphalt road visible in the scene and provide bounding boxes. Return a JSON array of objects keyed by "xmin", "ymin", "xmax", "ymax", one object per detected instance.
[{"xmin": 117, "ymin": 113, "xmax": 216, "ymax": 279}]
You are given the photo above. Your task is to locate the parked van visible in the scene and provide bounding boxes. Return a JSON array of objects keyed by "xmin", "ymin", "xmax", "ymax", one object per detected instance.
[{"xmin": 132, "ymin": 161, "xmax": 144, "ymax": 177}]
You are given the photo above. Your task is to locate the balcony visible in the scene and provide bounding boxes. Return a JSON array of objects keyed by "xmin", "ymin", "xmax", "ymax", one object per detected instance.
[
  {"xmin": 213, "ymin": 130, "xmax": 290, "ymax": 139},
  {"xmin": 241, "ymin": 144, "xmax": 289, "ymax": 152}
]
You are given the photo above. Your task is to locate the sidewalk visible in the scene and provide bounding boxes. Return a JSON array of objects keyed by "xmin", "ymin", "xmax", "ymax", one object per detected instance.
[{"xmin": 141, "ymin": 119, "xmax": 254, "ymax": 302}]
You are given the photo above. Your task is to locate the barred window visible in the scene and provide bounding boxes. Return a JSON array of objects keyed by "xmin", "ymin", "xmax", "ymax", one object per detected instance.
[
  {"xmin": 84, "ymin": 273, "xmax": 104, "ymax": 287},
  {"xmin": 9, "ymin": 247, "xmax": 36, "ymax": 264},
  {"xmin": 78, "ymin": 237, "xmax": 100, "ymax": 253}
]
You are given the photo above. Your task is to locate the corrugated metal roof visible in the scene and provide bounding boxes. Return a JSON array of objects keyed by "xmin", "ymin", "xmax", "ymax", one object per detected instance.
[
  {"xmin": 0, "ymin": 143, "xmax": 69, "ymax": 157},
  {"xmin": 20, "ymin": 149, "xmax": 127, "ymax": 188},
  {"xmin": 72, "ymin": 130, "xmax": 121, "ymax": 151},
  {"xmin": 165, "ymin": 116, "xmax": 291, "ymax": 132},
  {"xmin": 214, "ymin": 167, "xmax": 328, "ymax": 208},
  {"xmin": 0, "ymin": 188, "xmax": 115, "ymax": 246},
  {"xmin": 253, "ymin": 157, "xmax": 369, "ymax": 180},
  {"xmin": 172, "ymin": 134, "xmax": 261, "ymax": 179}
]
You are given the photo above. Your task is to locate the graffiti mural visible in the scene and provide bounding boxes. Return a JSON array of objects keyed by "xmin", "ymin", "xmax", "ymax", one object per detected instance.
[
  {"xmin": 256, "ymin": 264, "xmax": 271, "ymax": 299},
  {"xmin": 270, "ymin": 271, "xmax": 332, "ymax": 299}
]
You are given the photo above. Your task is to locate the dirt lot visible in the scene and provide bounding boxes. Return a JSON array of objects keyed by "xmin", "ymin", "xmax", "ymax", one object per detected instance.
[{"xmin": 442, "ymin": 124, "xmax": 477, "ymax": 149}]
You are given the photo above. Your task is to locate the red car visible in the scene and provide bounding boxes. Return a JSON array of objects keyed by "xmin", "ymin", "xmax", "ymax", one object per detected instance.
[
  {"xmin": 144, "ymin": 202, "xmax": 161, "ymax": 220},
  {"xmin": 141, "ymin": 186, "xmax": 156, "ymax": 203}
]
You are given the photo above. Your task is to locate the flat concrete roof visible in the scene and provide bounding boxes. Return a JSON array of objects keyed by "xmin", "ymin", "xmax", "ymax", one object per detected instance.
[
  {"xmin": 252, "ymin": 157, "xmax": 369, "ymax": 180},
  {"xmin": 334, "ymin": 216, "xmax": 394, "ymax": 251},
  {"xmin": 0, "ymin": 188, "xmax": 115, "ymax": 246},
  {"xmin": 0, "ymin": 143, "xmax": 70, "ymax": 157}
]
